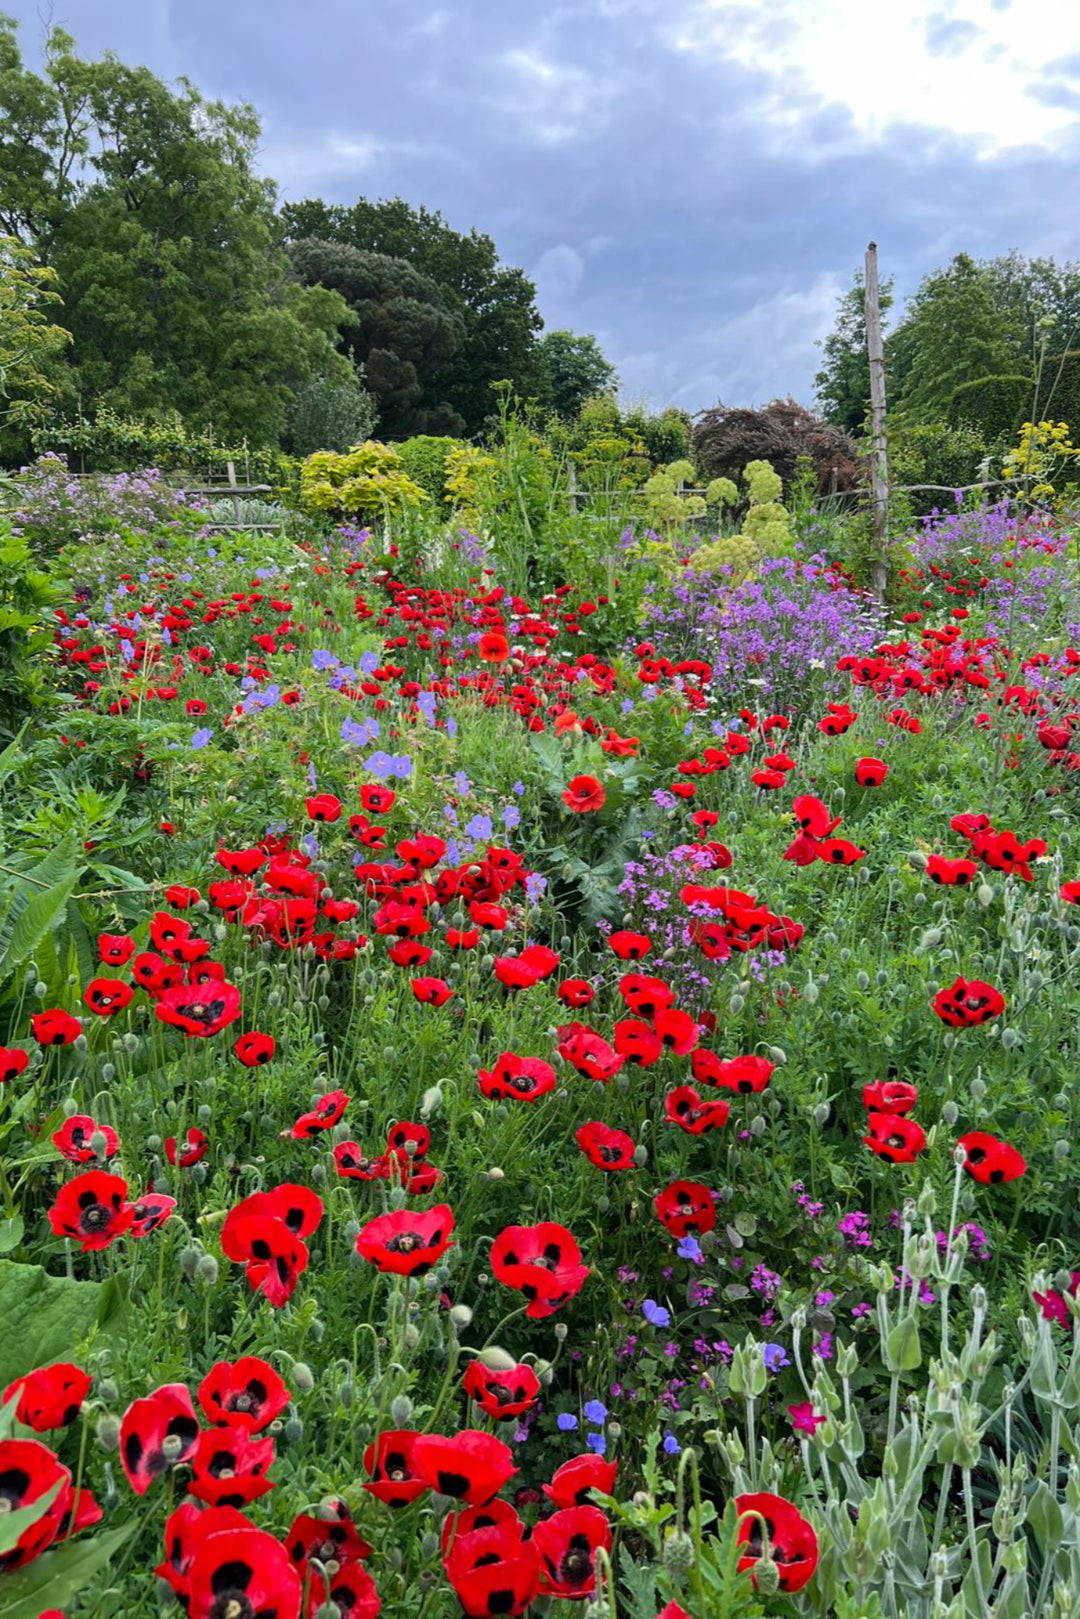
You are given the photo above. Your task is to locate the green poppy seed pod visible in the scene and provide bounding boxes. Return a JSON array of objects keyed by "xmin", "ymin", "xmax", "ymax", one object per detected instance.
[
  {"xmin": 554, "ymin": 1322, "xmax": 568, "ymax": 1341},
  {"xmin": 729, "ymin": 993, "xmax": 745, "ymax": 1014},
  {"xmin": 449, "ymin": 1304, "xmax": 473, "ymax": 1328},
  {"xmin": 390, "ymin": 1394, "xmax": 413, "ymax": 1425},
  {"xmin": 633, "ymin": 1144, "xmax": 649, "ymax": 1167},
  {"xmin": 661, "ymin": 1529, "xmax": 695, "ymax": 1576},
  {"xmin": 1055, "ymin": 1139, "xmax": 1070, "ymax": 1160},
  {"xmin": 1000, "ymin": 1027, "xmax": 1020, "ymax": 1049},
  {"xmin": 941, "ymin": 1100, "xmax": 959, "ymax": 1127},
  {"xmin": 813, "ymin": 1103, "xmax": 830, "ymax": 1127},
  {"xmin": 317, "ymin": 994, "xmax": 330, "ymax": 1011},
  {"xmin": 196, "ymin": 1255, "xmax": 219, "ymax": 1285},
  {"xmin": 856, "ymin": 970, "xmax": 870, "ymax": 991},
  {"xmin": 90, "ymin": 1130, "xmax": 109, "ymax": 1158},
  {"xmin": 312, "ymin": 1603, "xmax": 341, "ymax": 1619},
  {"xmin": 100, "ymin": 1061, "xmax": 116, "ymax": 1082},
  {"xmin": 266, "ymin": 988, "xmax": 282, "ymax": 1007},
  {"xmin": 180, "ymin": 1247, "xmax": 201, "ymax": 1281},
  {"xmin": 96, "ymin": 1413, "xmax": 121, "ymax": 1451},
  {"xmin": 488, "ymin": 1166, "xmax": 505, "ymax": 1181},
  {"xmin": 912, "ymin": 890, "xmax": 927, "ymax": 908},
  {"xmin": 97, "ymin": 1377, "xmax": 119, "ymax": 1404},
  {"xmin": 74, "ymin": 1034, "xmax": 88, "ymax": 1053},
  {"xmin": 291, "ymin": 1362, "xmax": 315, "ymax": 1394},
  {"xmin": 284, "ymin": 1418, "xmax": 304, "ymax": 1443},
  {"xmin": 162, "ymin": 1433, "xmax": 185, "ymax": 1461}
]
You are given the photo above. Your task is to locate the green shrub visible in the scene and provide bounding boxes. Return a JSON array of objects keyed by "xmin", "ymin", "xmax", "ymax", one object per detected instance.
[
  {"xmin": 888, "ymin": 420, "xmax": 997, "ymax": 511},
  {"xmin": 284, "ymin": 372, "xmax": 377, "ymax": 457},
  {"xmin": 948, "ymin": 373, "xmax": 1031, "ymax": 439},
  {"xmin": 1039, "ymin": 351, "xmax": 1080, "ymax": 435},
  {"xmin": 396, "ymin": 434, "xmax": 461, "ymax": 503},
  {"xmin": 31, "ymin": 403, "xmax": 296, "ymax": 486},
  {"xmin": 0, "ymin": 523, "xmax": 63, "ymax": 736},
  {"xmin": 298, "ymin": 440, "xmax": 427, "ymax": 522}
]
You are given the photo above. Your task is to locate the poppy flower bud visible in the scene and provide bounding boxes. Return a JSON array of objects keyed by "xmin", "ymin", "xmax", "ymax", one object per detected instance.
[
  {"xmin": 404, "ymin": 1325, "xmax": 421, "ymax": 1349},
  {"xmin": 487, "ymin": 1167, "xmax": 505, "ymax": 1181},
  {"xmin": 1055, "ymin": 1139, "xmax": 1070, "ymax": 1160},
  {"xmin": 976, "ymin": 883, "xmax": 994, "ymax": 906},
  {"xmin": 74, "ymin": 1034, "xmax": 88, "ymax": 1052},
  {"xmin": 421, "ymin": 1085, "xmax": 443, "ymax": 1117},
  {"xmin": 813, "ymin": 1104, "xmax": 830, "ymax": 1127},
  {"xmin": 856, "ymin": 971, "xmax": 869, "ymax": 991},
  {"xmin": 970, "ymin": 1077, "xmax": 986, "ymax": 1101},
  {"xmin": 33, "ymin": 981, "xmax": 47, "ymax": 998},
  {"xmin": 391, "ymin": 1394, "xmax": 413, "ymax": 1424},
  {"xmin": 749, "ymin": 1115, "xmax": 767, "ymax": 1136},
  {"xmin": 340, "ymin": 1378, "xmax": 353, "ymax": 1409},
  {"xmin": 96, "ymin": 1413, "xmax": 121, "ymax": 1451},
  {"xmin": 196, "ymin": 1255, "xmax": 218, "ymax": 1285},
  {"xmin": 633, "ymin": 1144, "xmax": 649, "ymax": 1166},
  {"xmin": 663, "ymin": 1530, "xmax": 696, "ymax": 1575},
  {"xmin": 769, "ymin": 1047, "xmax": 787, "ymax": 1065},
  {"xmin": 449, "ymin": 1304, "xmax": 473, "ymax": 1327},
  {"xmin": 90, "ymin": 1129, "xmax": 110, "ymax": 1158},
  {"xmin": 941, "ymin": 1101, "xmax": 958, "ymax": 1127},
  {"xmin": 1000, "ymin": 1028, "xmax": 1020, "ymax": 1049},
  {"xmin": 284, "ymin": 1418, "xmax": 304, "ymax": 1443},
  {"xmin": 420, "ymin": 1532, "xmax": 440, "ymax": 1559},
  {"xmin": 122, "ymin": 1032, "xmax": 139, "ymax": 1053},
  {"xmin": 180, "ymin": 1247, "xmax": 201, "ymax": 1280},
  {"xmin": 197, "ymin": 1104, "xmax": 212, "ymax": 1123},
  {"xmin": 730, "ymin": 994, "xmax": 745, "ymax": 1014}
]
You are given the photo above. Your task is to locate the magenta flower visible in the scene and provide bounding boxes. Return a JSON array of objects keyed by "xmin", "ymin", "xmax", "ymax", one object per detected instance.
[{"xmin": 787, "ymin": 1401, "xmax": 826, "ymax": 1435}]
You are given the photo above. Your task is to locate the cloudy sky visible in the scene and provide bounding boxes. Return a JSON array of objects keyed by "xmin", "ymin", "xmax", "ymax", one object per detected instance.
[{"xmin": 10, "ymin": 0, "xmax": 1080, "ymax": 411}]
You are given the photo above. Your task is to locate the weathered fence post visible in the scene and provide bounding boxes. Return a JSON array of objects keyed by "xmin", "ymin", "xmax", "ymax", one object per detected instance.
[{"xmin": 864, "ymin": 241, "xmax": 889, "ymax": 601}]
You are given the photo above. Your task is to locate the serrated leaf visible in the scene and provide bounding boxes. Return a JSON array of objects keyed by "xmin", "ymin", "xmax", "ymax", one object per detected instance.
[
  {"xmin": 0, "ymin": 863, "xmax": 79, "ymax": 985},
  {"xmin": 0, "ymin": 1522, "xmax": 135, "ymax": 1619}
]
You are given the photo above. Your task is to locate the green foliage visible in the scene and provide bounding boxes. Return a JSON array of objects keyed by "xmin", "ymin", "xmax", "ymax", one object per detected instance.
[
  {"xmin": 299, "ymin": 439, "xmax": 428, "ymax": 522},
  {"xmin": 694, "ymin": 456, "xmax": 792, "ymax": 576},
  {"xmin": 888, "ymin": 420, "xmax": 997, "ymax": 510},
  {"xmin": 641, "ymin": 460, "xmax": 706, "ymax": 529},
  {"xmin": 537, "ymin": 328, "xmax": 618, "ymax": 421},
  {"xmin": 396, "ymin": 434, "xmax": 461, "ymax": 503},
  {"xmin": 1039, "ymin": 351, "xmax": 1080, "ymax": 437},
  {"xmin": 948, "ymin": 373, "xmax": 1032, "ymax": 439},
  {"xmin": 0, "ymin": 236, "xmax": 70, "ymax": 433},
  {"xmin": 281, "ymin": 195, "xmax": 543, "ymax": 435},
  {"xmin": 0, "ymin": 16, "xmax": 353, "ymax": 448},
  {"xmin": 623, "ymin": 402, "xmax": 693, "ymax": 466},
  {"xmin": 0, "ymin": 526, "xmax": 64, "ymax": 736},
  {"xmin": 287, "ymin": 238, "xmax": 465, "ymax": 437},
  {"xmin": 0, "ymin": 1522, "xmax": 135, "ymax": 1619},
  {"xmin": 815, "ymin": 270, "xmax": 894, "ymax": 434},
  {"xmin": 890, "ymin": 254, "xmax": 1026, "ymax": 424},
  {"xmin": 283, "ymin": 367, "xmax": 377, "ymax": 457},
  {"xmin": 30, "ymin": 402, "xmax": 296, "ymax": 483},
  {"xmin": 0, "ymin": 1259, "xmax": 117, "ymax": 1388}
]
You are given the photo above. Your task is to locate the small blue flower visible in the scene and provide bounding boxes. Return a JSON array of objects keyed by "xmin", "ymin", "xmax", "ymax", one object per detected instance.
[
  {"xmin": 676, "ymin": 1235, "xmax": 704, "ymax": 1263},
  {"xmin": 466, "ymin": 814, "xmax": 493, "ymax": 840},
  {"xmin": 642, "ymin": 1299, "xmax": 671, "ymax": 1327},
  {"xmin": 763, "ymin": 1343, "xmax": 790, "ymax": 1373},
  {"xmin": 556, "ymin": 1413, "xmax": 578, "ymax": 1432},
  {"xmin": 583, "ymin": 1400, "xmax": 607, "ymax": 1425},
  {"xmin": 662, "ymin": 1431, "xmax": 681, "ymax": 1455},
  {"xmin": 586, "ymin": 1431, "xmax": 607, "ymax": 1455},
  {"xmin": 190, "ymin": 727, "xmax": 213, "ymax": 750}
]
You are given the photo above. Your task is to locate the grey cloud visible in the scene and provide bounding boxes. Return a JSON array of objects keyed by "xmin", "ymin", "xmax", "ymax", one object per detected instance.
[{"xmin": 5, "ymin": 0, "xmax": 1080, "ymax": 409}]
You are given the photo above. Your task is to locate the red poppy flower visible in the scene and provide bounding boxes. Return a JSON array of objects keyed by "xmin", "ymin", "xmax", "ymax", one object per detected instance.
[
  {"xmin": 386, "ymin": 1120, "xmax": 430, "ymax": 1160},
  {"xmin": 653, "ymin": 1006, "xmax": 700, "ymax": 1055},
  {"xmin": 285, "ymin": 1498, "xmax": 372, "ymax": 1574},
  {"xmin": 155, "ymin": 979, "xmax": 241, "ymax": 1038},
  {"xmin": 490, "ymin": 1221, "xmax": 590, "ymax": 1318},
  {"xmin": 120, "ymin": 1383, "xmax": 200, "ymax": 1495},
  {"xmin": 413, "ymin": 1430, "xmax": 517, "ymax": 1506},
  {"xmin": 360, "ymin": 785, "xmax": 396, "ymax": 814},
  {"xmin": 462, "ymin": 1360, "xmax": 541, "ymax": 1420},
  {"xmin": 557, "ymin": 979, "xmax": 595, "ymax": 1009},
  {"xmin": 863, "ymin": 1112, "xmax": 927, "ymax": 1163},
  {"xmin": 958, "ymin": 1131, "xmax": 1027, "ymax": 1184},
  {"xmin": 98, "ymin": 932, "xmax": 136, "ymax": 966},
  {"xmin": 2, "ymin": 1363, "xmax": 91, "ymax": 1432},
  {"xmin": 156, "ymin": 1504, "xmax": 256, "ymax": 1604},
  {"xmin": 0, "ymin": 1045, "xmax": 28, "ymax": 1083},
  {"xmin": 166, "ymin": 1127, "xmax": 208, "ymax": 1167},
  {"xmin": 478, "ymin": 1053, "xmax": 557, "ymax": 1102},
  {"xmin": 52, "ymin": 1114, "xmax": 119, "ymax": 1163},
  {"xmin": 933, "ymin": 976, "xmax": 1004, "ymax": 1027},
  {"xmin": 855, "ymin": 757, "xmax": 888, "ymax": 786},
  {"xmin": 752, "ymin": 767, "xmax": 786, "ymax": 791},
  {"xmin": 533, "ymin": 1504, "xmax": 611, "ymax": 1599},
  {"xmin": 48, "ymin": 1170, "xmax": 134, "ymax": 1251},
  {"xmin": 387, "ymin": 939, "xmax": 432, "ymax": 967},
  {"xmin": 664, "ymin": 1086, "xmax": 730, "ymax": 1134},
  {"xmin": 449, "ymin": 927, "xmax": 482, "ymax": 952},
  {"xmin": 792, "ymin": 795, "xmax": 841, "ymax": 838},
  {"xmin": 927, "ymin": 855, "xmax": 979, "ymax": 886},
  {"xmin": 222, "ymin": 1186, "xmax": 322, "ymax": 1307},
  {"xmin": 735, "ymin": 1491, "xmax": 819, "ymax": 1593},
  {"xmin": 187, "ymin": 1526, "xmax": 301, "ymax": 1619},
  {"xmin": 575, "ymin": 1121, "xmax": 636, "ymax": 1172},
  {"xmin": 355, "ymin": 1205, "xmax": 455, "ymax": 1276},
  {"xmin": 234, "ymin": 1031, "xmax": 275, "ymax": 1066},
  {"xmin": 412, "ymin": 976, "xmax": 455, "ymax": 1006},
  {"xmin": 556, "ymin": 1023, "xmax": 624, "ymax": 1083},
  {"xmin": 654, "ymin": 1181, "xmax": 716, "ymax": 1238},
  {"xmin": 187, "ymin": 1428, "xmax": 276, "ymax": 1508},
  {"xmin": 129, "ymin": 1189, "xmax": 177, "ymax": 1238},
  {"xmin": 363, "ymin": 1429, "xmax": 426, "ymax": 1508},
  {"xmin": 817, "ymin": 837, "xmax": 866, "ymax": 865},
  {"xmin": 0, "ymin": 1438, "xmax": 69, "ymax": 1568},
  {"xmin": 306, "ymin": 793, "xmax": 342, "ymax": 823},
  {"xmin": 542, "ymin": 1454, "xmax": 618, "ymax": 1508},
  {"xmin": 862, "ymin": 1080, "xmax": 918, "ymax": 1115},
  {"xmin": 291, "ymin": 1089, "xmax": 350, "ymax": 1137},
  {"xmin": 165, "ymin": 885, "xmax": 201, "ymax": 909},
  {"xmin": 691, "ymin": 1051, "xmax": 774, "ymax": 1093},
  {"xmin": 31, "ymin": 1009, "xmax": 81, "ymax": 1046},
  {"xmin": 562, "ymin": 775, "xmax": 606, "ymax": 813},
  {"xmin": 479, "ymin": 631, "xmax": 510, "ymax": 662},
  {"xmin": 618, "ymin": 974, "xmax": 675, "ymax": 1018},
  {"xmin": 613, "ymin": 1019, "xmax": 663, "ymax": 1068},
  {"xmin": 333, "ymin": 1142, "xmax": 390, "ymax": 1181},
  {"xmin": 444, "ymin": 1516, "xmax": 540, "ymax": 1618},
  {"xmin": 1062, "ymin": 881, "xmax": 1080, "ymax": 904},
  {"xmin": 198, "ymin": 1357, "xmax": 290, "ymax": 1431},
  {"xmin": 981, "ymin": 829, "xmax": 1046, "ymax": 883},
  {"xmin": 608, "ymin": 930, "xmax": 652, "ymax": 960}
]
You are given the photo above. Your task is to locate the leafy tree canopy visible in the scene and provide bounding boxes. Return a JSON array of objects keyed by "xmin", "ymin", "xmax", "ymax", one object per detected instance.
[
  {"xmin": 814, "ymin": 272, "xmax": 893, "ymax": 435},
  {"xmin": 537, "ymin": 329, "xmax": 617, "ymax": 421},
  {"xmin": 281, "ymin": 195, "xmax": 543, "ymax": 434},
  {"xmin": 0, "ymin": 14, "xmax": 357, "ymax": 447}
]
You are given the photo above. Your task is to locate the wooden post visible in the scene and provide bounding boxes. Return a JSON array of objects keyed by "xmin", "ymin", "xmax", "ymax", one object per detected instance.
[
  {"xmin": 864, "ymin": 241, "xmax": 889, "ymax": 601},
  {"xmin": 226, "ymin": 459, "xmax": 241, "ymax": 529}
]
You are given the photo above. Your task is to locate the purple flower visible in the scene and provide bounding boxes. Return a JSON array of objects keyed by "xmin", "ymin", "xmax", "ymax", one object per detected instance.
[
  {"xmin": 642, "ymin": 1299, "xmax": 670, "ymax": 1327},
  {"xmin": 763, "ymin": 1343, "xmax": 790, "ymax": 1373}
]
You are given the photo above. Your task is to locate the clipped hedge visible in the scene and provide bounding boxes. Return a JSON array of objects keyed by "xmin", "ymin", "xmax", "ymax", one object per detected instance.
[
  {"xmin": 1039, "ymin": 352, "xmax": 1080, "ymax": 435},
  {"xmin": 396, "ymin": 434, "xmax": 461, "ymax": 504},
  {"xmin": 948, "ymin": 374, "xmax": 1031, "ymax": 440}
]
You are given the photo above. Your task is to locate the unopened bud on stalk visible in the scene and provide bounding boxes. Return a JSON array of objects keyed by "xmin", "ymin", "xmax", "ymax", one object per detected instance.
[
  {"xmin": 941, "ymin": 1100, "xmax": 958, "ymax": 1127},
  {"xmin": 391, "ymin": 1395, "xmax": 413, "ymax": 1425},
  {"xmin": 284, "ymin": 1418, "xmax": 304, "ymax": 1443},
  {"xmin": 292, "ymin": 1362, "xmax": 315, "ymax": 1394},
  {"xmin": 450, "ymin": 1304, "xmax": 473, "ymax": 1328},
  {"xmin": 195, "ymin": 1255, "xmax": 218, "ymax": 1285},
  {"xmin": 96, "ymin": 1414, "xmax": 121, "ymax": 1451}
]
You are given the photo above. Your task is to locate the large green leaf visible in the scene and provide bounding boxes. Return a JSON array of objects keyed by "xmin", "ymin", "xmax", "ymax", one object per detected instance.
[
  {"xmin": 0, "ymin": 1523, "xmax": 135, "ymax": 1619},
  {"xmin": 0, "ymin": 1260, "xmax": 123, "ymax": 1387},
  {"xmin": 0, "ymin": 866, "xmax": 79, "ymax": 983},
  {"xmin": 0, "ymin": 1480, "xmax": 62, "ymax": 1560}
]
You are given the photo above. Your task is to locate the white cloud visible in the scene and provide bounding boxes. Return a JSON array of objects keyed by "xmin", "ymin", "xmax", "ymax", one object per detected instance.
[
  {"xmin": 532, "ymin": 244, "xmax": 586, "ymax": 302},
  {"xmin": 676, "ymin": 0, "xmax": 1080, "ymax": 151}
]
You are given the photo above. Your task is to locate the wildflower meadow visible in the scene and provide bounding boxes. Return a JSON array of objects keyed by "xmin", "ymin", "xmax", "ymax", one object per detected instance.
[{"xmin": 2, "ymin": 437, "xmax": 1080, "ymax": 1619}]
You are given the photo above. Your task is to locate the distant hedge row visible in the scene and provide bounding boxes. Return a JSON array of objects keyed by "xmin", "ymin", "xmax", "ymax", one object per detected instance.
[{"xmin": 948, "ymin": 356, "xmax": 1080, "ymax": 439}]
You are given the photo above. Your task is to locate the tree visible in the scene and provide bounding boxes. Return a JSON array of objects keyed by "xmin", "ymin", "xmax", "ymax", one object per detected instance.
[
  {"xmin": 536, "ymin": 330, "xmax": 617, "ymax": 421},
  {"xmin": 887, "ymin": 254, "xmax": 1018, "ymax": 425},
  {"xmin": 814, "ymin": 272, "xmax": 893, "ymax": 434},
  {"xmin": 0, "ymin": 17, "xmax": 355, "ymax": 448},
  {"xmin": 281, "ymin": 196, "xmax": 543, "ymax": 434},
  {"xmin": 0, "ymin": 236, "xmax": 70, "ymax": 432},
  {"xmin": 287, "ymin": 239, "xmax": 465, "ymax": 438},
  {"xmin": 693, "ymin": 399, "xmax": 860, "ymax": 492}
]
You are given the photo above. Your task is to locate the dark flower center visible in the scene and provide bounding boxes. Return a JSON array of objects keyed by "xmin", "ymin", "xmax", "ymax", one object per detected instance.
[{"xmin": 559, "ymin": 1535, "xmax": 594, "ymax": 1587}]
